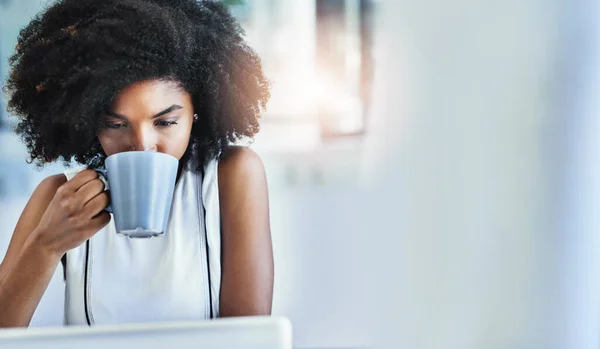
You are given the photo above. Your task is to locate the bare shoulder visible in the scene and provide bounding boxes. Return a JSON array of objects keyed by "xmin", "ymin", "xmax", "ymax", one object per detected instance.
[
  {"xmin": 37, "ymin": 174, "xmax": 68, "ymax": 194},
  {"xmin": 218, "ymin": 146, "xmax": 265, "ymax": 179},
  {"xmin": 24, "ymin": 174, "xmax": 65, "ymax": 209},
  {"xmin": 217, "ymin": 146, "xmax": 268, "ymax": 208},
  {"xmin": 17, "ymin": 173, "xmax": 66, "ymax": 231},
  {"xmin": 217, "ymin": 146, "xmax": 267, "ymax": 194},
  {"xmin": 31, "ymin": 174, "xmax": 67, "ymax": 206}
]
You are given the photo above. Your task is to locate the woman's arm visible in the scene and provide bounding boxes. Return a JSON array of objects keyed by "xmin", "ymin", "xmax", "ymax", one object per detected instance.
[
  {"xmin": 0, "ymin": 175, "xmax": 66, "ymax": 327},
  {"xmin": 0, "ymin": 170, "xmax": 110, "ymax": 327},
  {"xmin": 218, "ymin": 146, "xmax": 274, "ymax": 317}
]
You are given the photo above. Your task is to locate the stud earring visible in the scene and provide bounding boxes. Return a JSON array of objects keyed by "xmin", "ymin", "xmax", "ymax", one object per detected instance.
[{"xmin": 193, "ymin": 114, "xmax": 198, "ymax": 122}]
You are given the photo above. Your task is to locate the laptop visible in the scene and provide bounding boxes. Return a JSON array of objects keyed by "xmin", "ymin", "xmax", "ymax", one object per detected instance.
[{"xmin": 0, "ymin": 316, "xmax": 292, "ymax": 349}]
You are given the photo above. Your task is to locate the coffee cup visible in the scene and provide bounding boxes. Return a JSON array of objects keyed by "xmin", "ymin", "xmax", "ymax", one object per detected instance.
[{"xmin": 96, "ymin": 151, "xmax": 179, "ymax": 238}]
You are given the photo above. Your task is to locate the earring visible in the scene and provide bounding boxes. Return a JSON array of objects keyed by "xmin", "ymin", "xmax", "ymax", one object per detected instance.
[{"xmin": 193, "ymin": 114, "xmax": 198, "ymax": 122}]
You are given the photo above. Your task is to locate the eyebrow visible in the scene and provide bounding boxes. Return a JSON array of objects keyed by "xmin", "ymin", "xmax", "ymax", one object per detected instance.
[{"xmin": 105, "ymin": 104, "xmax": 183, "ymax": 120}]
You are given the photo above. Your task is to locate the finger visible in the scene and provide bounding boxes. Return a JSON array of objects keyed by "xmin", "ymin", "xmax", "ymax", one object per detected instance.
[
  {"xmin": 82, "ymin": 191, "xmax": 110, "ymax": 218},
  {"xmin": 84, "ymin": 211, "xmax": 111, "ymax": 239},
  {"xmin": 75, "ymin": 178, "xmax": 106, "ymax": 206},
  {"xmin": 63, "ymin": 169, "xmax": 99, "ymax": 192},
  {"xmin": 92, "ymin": 211, "xmax": 111, "ymax": 227}
]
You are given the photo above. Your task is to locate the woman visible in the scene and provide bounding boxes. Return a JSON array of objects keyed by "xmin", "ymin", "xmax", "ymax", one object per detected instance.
[{"xmin": 0, "ymin": 0, "xmax": 273, "ymax": 327}]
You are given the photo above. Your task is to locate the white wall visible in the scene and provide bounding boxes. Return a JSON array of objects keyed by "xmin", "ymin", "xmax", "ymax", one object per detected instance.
[
  {"xmin": 547, "ymin": 0, "xmax": 600, "ymax": 347},
  {"xmin": 270, "ymin": 0, "xmax": 600, "ymax": 348},
  {"xmin": 264, "ymin": 150, "xmax": 372, "ymax": 348},
  {"xmin": 362, "ymin": 0, "xmax": 600, "ymax": 348}
]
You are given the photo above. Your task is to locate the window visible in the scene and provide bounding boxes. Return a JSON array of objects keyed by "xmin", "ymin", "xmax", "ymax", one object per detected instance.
[{"xmin": 227, "ymin": 0, "xmax": 376, "ymax": 152}]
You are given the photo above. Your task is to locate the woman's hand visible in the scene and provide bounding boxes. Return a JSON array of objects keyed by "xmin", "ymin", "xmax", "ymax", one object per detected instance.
[{"xmin": 31, "ymin": 169, "xmax": 111, "ymax": 258}]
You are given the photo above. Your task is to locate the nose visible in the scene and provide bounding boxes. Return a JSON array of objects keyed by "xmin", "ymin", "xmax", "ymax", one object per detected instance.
[{"xmin": 129, "ymin": 127, "xmax": 158, "ymax": 152}]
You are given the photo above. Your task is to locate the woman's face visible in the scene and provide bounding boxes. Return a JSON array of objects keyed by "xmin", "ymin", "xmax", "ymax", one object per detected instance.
[{"xmin": 97, "ymin": 80, "xmax": 194, "ymax": 159}]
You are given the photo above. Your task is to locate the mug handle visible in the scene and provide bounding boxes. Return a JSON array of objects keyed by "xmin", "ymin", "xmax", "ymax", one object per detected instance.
[{"xmin": 95, "ymin": 169, "xmax": 113, "ymax": 214}]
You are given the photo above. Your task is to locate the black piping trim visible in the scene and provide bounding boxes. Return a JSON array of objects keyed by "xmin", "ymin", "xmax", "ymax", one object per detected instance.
[
  {"xmin": 201, "ymin": 166, "xmax": 214, "ymax": 319},
  {"xmin": 60, "ymin": 254, "xmax": 67, "ymax": 281},
  {"xmin": 84, "ymin": 240, "xmax": 92, "ymax": 326}
]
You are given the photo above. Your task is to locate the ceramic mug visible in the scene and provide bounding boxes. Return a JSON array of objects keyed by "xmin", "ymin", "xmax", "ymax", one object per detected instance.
[{"xmin": 96, "ymin": 151, "xmax": 178, "ymax": 238}]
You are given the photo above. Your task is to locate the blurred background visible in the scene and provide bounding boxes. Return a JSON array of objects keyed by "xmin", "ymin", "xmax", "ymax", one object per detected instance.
[{"xmin": 2, "ymin": 0, "xmax": 600, "ymax": 349}]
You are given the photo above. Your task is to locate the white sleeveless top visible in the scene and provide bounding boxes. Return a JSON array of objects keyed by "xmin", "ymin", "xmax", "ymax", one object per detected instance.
[{"xmin": 62, "ymin": 160, "xmax": 221, "ymax": 326}]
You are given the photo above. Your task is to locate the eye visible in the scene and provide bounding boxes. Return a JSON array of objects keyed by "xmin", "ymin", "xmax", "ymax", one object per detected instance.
[
  {"xmin": 155, "ymin": 120, "xmax": 178, "ymax": 127},
  {"xmin": 103, "ymin": 122, "xmax": 126, "ymax": 129}
]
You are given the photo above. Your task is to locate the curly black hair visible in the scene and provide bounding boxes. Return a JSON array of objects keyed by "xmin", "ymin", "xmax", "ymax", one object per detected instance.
[{"xmin": 4, "ymin": 0, "xmax": 270, "ymax": 171}]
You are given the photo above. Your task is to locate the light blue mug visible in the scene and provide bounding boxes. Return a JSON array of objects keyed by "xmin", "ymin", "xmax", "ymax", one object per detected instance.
[{"xmin": 96, "ymin": 151, "xmax": 179, "ymax": 238}]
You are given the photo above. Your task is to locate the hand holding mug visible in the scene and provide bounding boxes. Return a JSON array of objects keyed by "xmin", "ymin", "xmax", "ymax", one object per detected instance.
[{"xmin": 33, "ymin": 169, "xmax": 111, "ymax": 256}]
